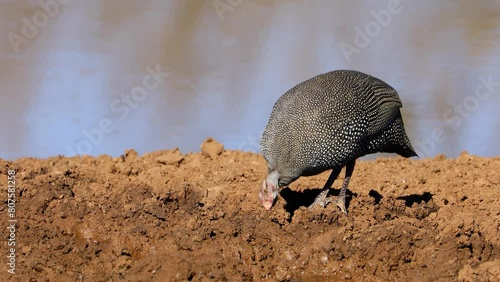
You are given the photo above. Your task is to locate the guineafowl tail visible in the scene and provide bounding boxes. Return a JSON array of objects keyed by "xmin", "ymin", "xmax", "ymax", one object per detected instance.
[{"xmin": 398, "ymin": 132, "xmax": 418, "ymax": 158}]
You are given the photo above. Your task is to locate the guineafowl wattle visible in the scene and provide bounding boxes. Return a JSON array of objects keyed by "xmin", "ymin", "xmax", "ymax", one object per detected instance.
[{"xmin": 259, "ymin": 70, "xmax": 417, "ymax": 213}]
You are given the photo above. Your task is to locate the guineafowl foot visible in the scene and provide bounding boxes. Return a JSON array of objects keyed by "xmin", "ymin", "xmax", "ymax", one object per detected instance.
[
  {"xmin": 335, "ymin": 160, "xmax": 355, "ymax": 215},
  {"xmin": 335, "ymin": 177, "xmax": 350, "ymax": 214},
  {"xmin": 335, "ymin": 196, "xmax": 347, "ymax": 214},
  {"xmin": 308, "ymin": 167, "xmax": 342, "ymax": 209},
  {"xmin": 308, "ymin": 189, "xmax": 331, "ymax": 209}
]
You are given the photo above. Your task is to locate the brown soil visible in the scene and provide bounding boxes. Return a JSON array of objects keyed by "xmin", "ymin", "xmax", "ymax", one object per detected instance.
[{"xmin": 1, "ymin": 139, "xmax": 499, "ymax": 281}]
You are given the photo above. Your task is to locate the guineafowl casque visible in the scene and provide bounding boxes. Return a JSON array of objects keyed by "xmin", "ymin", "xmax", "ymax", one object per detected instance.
[{"xmin": 259, "ymin": 70, "xmax": 417, "ymax": 213}]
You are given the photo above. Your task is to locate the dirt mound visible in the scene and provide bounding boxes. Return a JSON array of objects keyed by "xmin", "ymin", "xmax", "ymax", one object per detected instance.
[{"xmin": 1, "ymin": 140, "xmax": 499, "ymax": 281}]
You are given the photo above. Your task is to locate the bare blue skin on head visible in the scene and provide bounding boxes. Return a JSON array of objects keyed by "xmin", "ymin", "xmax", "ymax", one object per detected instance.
[{"xmin": 259, "ymin": 171, "xmax": 279, "ymax": 210}]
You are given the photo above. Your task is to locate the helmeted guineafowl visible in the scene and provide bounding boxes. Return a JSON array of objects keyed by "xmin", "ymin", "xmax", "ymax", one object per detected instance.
[{"xmin": 259, "ymin": 70, "xmax": 417, "ymax": 213}]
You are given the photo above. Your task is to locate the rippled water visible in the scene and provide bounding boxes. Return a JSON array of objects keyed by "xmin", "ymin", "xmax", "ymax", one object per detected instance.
[{"xmin": 0, "ymin": 0, "xmax": 498, "ymax": 160}]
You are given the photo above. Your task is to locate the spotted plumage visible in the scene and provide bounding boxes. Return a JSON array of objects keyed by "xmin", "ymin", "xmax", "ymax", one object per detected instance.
[{"xmin": 259, "ymin": 70, "xmax": 417, "ymax": 212}]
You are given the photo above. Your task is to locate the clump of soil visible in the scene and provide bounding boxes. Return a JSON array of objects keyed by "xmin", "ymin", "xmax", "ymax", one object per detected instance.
[{"xmin": 0, "ymin": 139, "xmax": 499, "ymax": 281}]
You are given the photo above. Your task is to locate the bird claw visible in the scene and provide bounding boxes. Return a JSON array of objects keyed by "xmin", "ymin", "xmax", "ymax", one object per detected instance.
[
  {"xmin": 308, "ymin": 189, "xmax": 330, "ymax": 209},
  {"xmin": 309, "ymin": 190, "xmax": 348, "ymax": 215},
  {"xmin": 335, "ymin": 196, "xmax": 348, "ymax": 215}
]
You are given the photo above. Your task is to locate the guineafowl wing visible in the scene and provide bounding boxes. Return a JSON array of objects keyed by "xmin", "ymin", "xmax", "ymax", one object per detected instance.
[{"xmin": 352, "ymin": 76, "xmax": 403, "ymax": 136}]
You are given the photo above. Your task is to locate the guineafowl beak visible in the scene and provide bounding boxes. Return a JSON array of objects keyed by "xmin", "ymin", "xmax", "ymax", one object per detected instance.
[{"xmin": 259, "ymin": 179, "xmax": 278, "ymax": 210}]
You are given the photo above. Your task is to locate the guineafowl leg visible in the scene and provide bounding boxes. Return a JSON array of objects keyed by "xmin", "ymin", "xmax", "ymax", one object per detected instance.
[
  {"xmin": 308, "ymin": 166, "xmax": 342, "ymax": 209},
  {"xmin": 336, "ymin": 160, "xmax": 356, "ymax": 214}
]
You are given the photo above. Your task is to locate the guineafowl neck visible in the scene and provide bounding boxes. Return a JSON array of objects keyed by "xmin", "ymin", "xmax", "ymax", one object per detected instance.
[
  {"xmin": 266, "ymin": 171, "xmax": 280, "ymax": 185},
  {"xmin": 275, "ymin": 169, "xmax": 300, "ymax": 187}
]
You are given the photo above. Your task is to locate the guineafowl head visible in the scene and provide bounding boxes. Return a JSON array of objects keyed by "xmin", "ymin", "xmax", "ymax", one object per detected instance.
[{"xmin": 259, "ymin": 171, "xmax": 279, "ymax": 210}]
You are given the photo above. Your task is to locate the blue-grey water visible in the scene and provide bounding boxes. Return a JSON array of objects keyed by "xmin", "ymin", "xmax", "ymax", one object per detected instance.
[{"xmin": 0, "ymin": 0, "xmax": 499, "ymax": 160}]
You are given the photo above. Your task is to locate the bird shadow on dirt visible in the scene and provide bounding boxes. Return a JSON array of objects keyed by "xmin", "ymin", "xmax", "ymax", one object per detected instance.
[
  {"xmin": 368, "ymin": 189, "xmax": 434, "ymax": 207},
  {"xmin": 280, "ymin": 187, "xmax": 357, "ymax": 216},
  {"xmin": 397, "ymin": 191, "xmax": 434, "ymax": 207}
]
